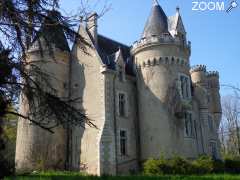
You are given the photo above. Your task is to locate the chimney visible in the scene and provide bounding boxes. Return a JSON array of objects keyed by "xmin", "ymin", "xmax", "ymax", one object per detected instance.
[{"xmin": 86, "ymin": 12, "xmax": 98, "ymax": 46}]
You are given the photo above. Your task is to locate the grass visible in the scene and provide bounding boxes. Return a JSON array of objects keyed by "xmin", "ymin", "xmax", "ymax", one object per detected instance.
[{"xmin": 4, "ymin": 172, "xmax": 240, "ymax": 180}]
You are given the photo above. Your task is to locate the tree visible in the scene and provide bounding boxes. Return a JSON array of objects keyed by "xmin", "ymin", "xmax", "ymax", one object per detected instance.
[
  {"xmin": 0, "ymin": 0, "xmax": 109, "ymax": 176},
  {"xmin": 0, "ymin": 0, "xmax": 94, "ymax": 130},
  {"xmin": 219, "ymin": 86, "xmax": 240, "ymax": 157}
]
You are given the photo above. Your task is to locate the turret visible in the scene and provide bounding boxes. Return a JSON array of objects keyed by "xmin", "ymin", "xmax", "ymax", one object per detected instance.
[
  {"xmin": 15, "ymin": 11, "xmax": 70, "ymax": 172},
  {"xmin": 190, "ymin": 65, "xmax": 207, "ymax": 86},
  {"xmin": 131, "ymin": 1, "xmax": 195, "ymax": 159}
]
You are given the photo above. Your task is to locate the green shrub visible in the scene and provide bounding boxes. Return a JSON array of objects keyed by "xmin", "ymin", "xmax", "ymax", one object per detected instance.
[
  {"xmin": 192, "ymin": 155, "xmax": 214, "ymax": 174},
  {"xmin": 143, "ymin": 158, "xmax": 171, "ymax": 175},
  {"xmin": 143, "ymin": 155, "xmax": 240, "ymax": 175},
  {"xmin": 168, "ymin": 156, "xmax": 192, "ymax": 175}
]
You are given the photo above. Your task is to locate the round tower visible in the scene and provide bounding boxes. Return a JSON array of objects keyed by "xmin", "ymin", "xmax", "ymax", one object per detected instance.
[
  {"xmin": 15, "ymin": 13, "xmax": 70, "ymax": 172},
  {"xmin": 131, "ymin": 1, "xmax": 192, "ymax": 159},
  {"xmin": 190, "ymin": 65, "xmax": 207, "ymax": 85},
  {"xmin": 190, "ymin": 65, "xmax": 209, "ymax": 107}
]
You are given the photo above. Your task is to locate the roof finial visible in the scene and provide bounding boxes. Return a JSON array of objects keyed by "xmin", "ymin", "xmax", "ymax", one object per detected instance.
[
  {"xmin": 153, "ymin": 0, "xmax": 159, "ymax": 6},
  {"xmin": 176, "ymin": 6, "xmax": 180, "ymax": 12}
]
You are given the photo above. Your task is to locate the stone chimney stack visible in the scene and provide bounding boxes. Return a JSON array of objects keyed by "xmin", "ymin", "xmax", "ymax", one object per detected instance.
[{"xmin": 86, "ymin": 12, "xmax": 98, "ymax": 46}]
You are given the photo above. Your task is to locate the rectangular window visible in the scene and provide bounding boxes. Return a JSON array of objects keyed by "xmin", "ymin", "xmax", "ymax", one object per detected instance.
[
  {"xmin": 119, "ymin": 93, "xmax": 126, "ymax": 117},
  {"xmin": 180, "ymin": 75, "xmax": 191, "ymax": 99},
  {"xmin": 120, "ymin": 130, "xmax": 127, "ymax": 156},
  {"xmin": 208, "ymin": 115, "xmax": 214, "ymax": 132},
  {"xmin": 118, "ymin": 66, "xmax": 124, "ymax": 81},
  {"xmin": 184, "ymin": 112, "xmax": 194, "ymax": 137},
  {"xmin": 209, "ymin": 142, "xmax": 217, "ymax": 159}
]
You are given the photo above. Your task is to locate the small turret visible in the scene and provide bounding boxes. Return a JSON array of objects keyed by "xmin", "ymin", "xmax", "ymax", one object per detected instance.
[
  {"xmin": 207, "ymin": 71, "xmax": 220, "ymax": 89},
  {"xmin": 190, "ymin": 65, "xmax": 207, "ymax": 86},
  {"xmin": 15, "ymin": 11, "xmax": 70, "ymax": 173}
]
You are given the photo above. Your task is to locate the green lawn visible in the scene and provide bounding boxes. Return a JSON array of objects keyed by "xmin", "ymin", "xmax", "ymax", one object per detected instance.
[{"xmin": 4, "ymin": 172, "xmax": 240, "ymax": 180}]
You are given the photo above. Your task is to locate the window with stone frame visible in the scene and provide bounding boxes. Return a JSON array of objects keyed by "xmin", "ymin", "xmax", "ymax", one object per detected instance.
[
  {"xmin": 118, "ymin": 93, "xmax": 126, "ymax": 117},
  {"xmin": 184, "ymin": 112, "xmax": 194, "ymax": 137},
  {"xmin": 120, "ymin": 130, "xmax": 127, "ymax": 156},
  {"xmin": 179, "ymin": 74, "xmax": 191, "ymax": 99},
  {"xmin": 209, "ymin": 141, "xmax": 217, "ymax": 159},
  {"xmin": 208, "ymin": 115, "xmax": 214, "ymax": 132},
  {"xmin": 118, "ymin": 65, "xmax": 124, "ymax": 82}
]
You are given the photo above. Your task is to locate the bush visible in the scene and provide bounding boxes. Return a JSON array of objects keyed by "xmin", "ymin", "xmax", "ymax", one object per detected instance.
[
  {"xmin": 143, "ymin": 155, "xmax": 240, "ymax": 175},
  {"xmin": 143, "ymin": 158, "xmax": 171, "ymax": 175},
  {"xmin": 168, "ymin": 156, "xmax": 193, "ymax": 175},
  {"xmin": 191, "ymin": 155, "xmax": 214, "ymax": 174},
  {"xmin": 144, "ymin": 156, "xmax": 195, "ymax": 175},
  {"xmin": 143, "ymin": 155, "xmax": 226, "ymax": 175}
]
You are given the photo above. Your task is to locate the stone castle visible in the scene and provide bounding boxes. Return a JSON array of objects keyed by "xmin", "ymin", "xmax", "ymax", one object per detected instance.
[{"xmin": 15, "ymin": 0, "xmax": 222, "ymax": 175}]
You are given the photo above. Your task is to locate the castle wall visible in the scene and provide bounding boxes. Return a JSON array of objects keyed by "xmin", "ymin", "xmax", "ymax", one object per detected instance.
[
  {"xmin": 70, "ymin": 26, "xmax": 118, "ymax": 175},
  {"xmin": 15, "ymin": 44, "xmax": 70, "ymax": 172},
  {"xmin": 190, "ymin": 67, "xmax": 222, "ymax": 159},
  {"xmin": 114, "ymin": 74, "xmax": 138, "ymax": 174},
  {"xmin": 71, "ymin": 45, "xmax": 103, "ymax": 174}
]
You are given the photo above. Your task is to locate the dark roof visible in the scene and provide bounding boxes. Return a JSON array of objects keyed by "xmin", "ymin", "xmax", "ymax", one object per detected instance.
[
  {"xmin": 98, "ymin": 35, "xmax": 130, "ymax": 60},
  {"xmin": 142, "ymin": 0, "xmax": 169, "ymax": 38},
  {"xmin": 97, "ymin": 35, "xmax": 134, "ymax": 76},
  {"xmin": 32, "ymin": 11, "xmax": 70, "ymax": 51}
]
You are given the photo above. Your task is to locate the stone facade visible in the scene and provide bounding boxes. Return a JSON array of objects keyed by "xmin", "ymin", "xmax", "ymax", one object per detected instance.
[{"xmin": 15, "ymin": 1, "xmax": 222, "ymax": 175}]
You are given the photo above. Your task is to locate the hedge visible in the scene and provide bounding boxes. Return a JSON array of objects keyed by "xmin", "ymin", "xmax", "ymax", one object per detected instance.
[{"xmin": 143, "ymin": 155, "xmax": 239, "ymax": 175}]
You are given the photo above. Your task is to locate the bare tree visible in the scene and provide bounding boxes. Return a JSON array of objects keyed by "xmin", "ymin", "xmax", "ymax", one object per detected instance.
[{"xmin": 220, "ymin": 85, "xmax": 240, "ymax": 156}]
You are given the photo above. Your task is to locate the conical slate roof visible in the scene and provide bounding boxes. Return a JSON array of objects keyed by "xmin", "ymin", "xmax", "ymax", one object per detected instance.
[
  {"xmin": 142, "ymin": 0, "xmax": 169, "ymax": 38},
  {"xmin": 32, "ymin": 10, "xmax": 70, "ymax": 51}
]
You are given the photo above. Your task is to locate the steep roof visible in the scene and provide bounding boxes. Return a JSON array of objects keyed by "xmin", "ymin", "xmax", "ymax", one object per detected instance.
[
  {"xmin": 97, "ymin": 35, "xmax": 134, "ymax": 76},
  {"xmin": 168, "ymin": 8, "xmax": 186, "ymax": 37},
  {"xmin": 32, "ymin": 10, "xmax": 70, "ymax": 51},
  {"xmin": 142, "ymin": 0, "xmax": 169, "ymax": 38}
]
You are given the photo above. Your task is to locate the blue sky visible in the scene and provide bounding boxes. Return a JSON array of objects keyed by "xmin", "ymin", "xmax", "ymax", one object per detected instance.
[{"xmin": 61, "ymin": 0, "xmax": 240, "ymax": 95}]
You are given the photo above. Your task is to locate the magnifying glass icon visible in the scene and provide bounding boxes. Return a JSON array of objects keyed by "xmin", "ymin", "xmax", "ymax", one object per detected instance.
[{"xmin": 226, "ymin": 1, "xmax": 238, "ymax": 13}]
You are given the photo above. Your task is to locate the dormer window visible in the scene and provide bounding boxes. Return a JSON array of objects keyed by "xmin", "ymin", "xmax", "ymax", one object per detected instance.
[
  {"xmin": 118, "ymin": 66, "xmax": 124, "ymax": 82},
  {"xmin": 115, "ymin": 48, "xmax": 126, "ymax": 82}
]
